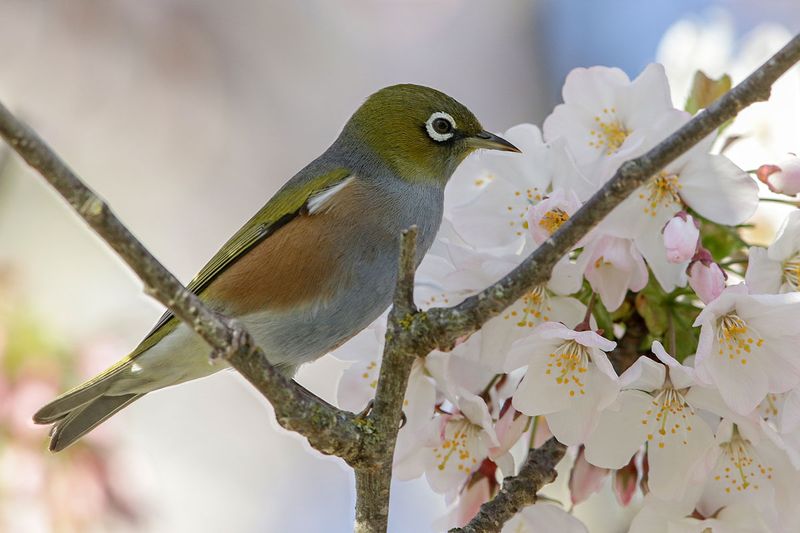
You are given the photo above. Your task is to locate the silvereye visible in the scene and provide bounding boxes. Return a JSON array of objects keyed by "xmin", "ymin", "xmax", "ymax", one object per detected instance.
[{"xmin": 34, "ymin": 84, "xmax": 519, "ymax": 451}]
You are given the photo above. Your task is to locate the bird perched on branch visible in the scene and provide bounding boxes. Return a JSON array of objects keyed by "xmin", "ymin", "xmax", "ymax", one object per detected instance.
[{"xmin": 34, "ymin": 84, "xmax": 520, "ymax": 451}]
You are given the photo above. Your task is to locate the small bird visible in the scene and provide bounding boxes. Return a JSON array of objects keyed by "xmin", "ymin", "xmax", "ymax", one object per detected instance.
[{"xmin": 34, "ymin": 84, "xmax": 519, "ymax": 451}]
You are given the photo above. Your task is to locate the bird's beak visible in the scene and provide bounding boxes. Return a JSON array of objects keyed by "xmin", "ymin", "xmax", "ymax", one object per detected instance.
[{"xmin": 467, "ymin": 131, "xmax": 521, "ymax": 153}]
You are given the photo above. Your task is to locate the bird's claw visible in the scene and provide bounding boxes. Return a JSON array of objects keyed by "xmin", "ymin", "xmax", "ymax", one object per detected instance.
[
  {"xmin": 357, "ymin": 399, "xmax": 375, "ymax": 419},
  {"xmin": 355, "ymin": 400, "xmax": 406, "ymax": 428},
  {"xmin": 209, "ymin": 317, "xmax": 247, "ymax": 363}
]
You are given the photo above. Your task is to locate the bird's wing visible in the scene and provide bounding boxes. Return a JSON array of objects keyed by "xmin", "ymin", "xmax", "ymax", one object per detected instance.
[{"xmin": 133, "ymin": 166, "xmax": 353, "ymax": 357}]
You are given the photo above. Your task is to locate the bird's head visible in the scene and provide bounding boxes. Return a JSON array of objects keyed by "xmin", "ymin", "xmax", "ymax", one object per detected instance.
[{"xmin": 342, "ymin": 84, "xmax": 519, "ymax": 183}]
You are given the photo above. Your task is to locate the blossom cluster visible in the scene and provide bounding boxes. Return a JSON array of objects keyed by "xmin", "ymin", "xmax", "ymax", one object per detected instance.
[{"xmin": 332, "ymin": 47, "xmax": 800, "ymax": 532}]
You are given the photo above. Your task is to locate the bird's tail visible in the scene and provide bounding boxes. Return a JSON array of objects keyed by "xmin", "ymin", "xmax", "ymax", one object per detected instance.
[{"xmin": 33, "ymin": 358, "xmax": 144, "ymax": 451}]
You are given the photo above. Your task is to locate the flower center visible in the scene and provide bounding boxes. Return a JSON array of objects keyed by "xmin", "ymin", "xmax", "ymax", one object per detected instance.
[
  {"xmin": 433, "ymin": 420, "xmax": 480, "ymax": 473},
  {"xmin": 638, "ymin": 171, "xmax": 682, "ymax": 217},
  {"xmin": 782, "ymin": 252, "xmax": 800, "ymax": 290},
  {"xmin": 538, "ymin": 208, "xmax": 570, "ymax": 235},
  {"xmin": 588, "ymin": 107, "xmax": 629, "ymax": 155},
  {"xmin": 545, "ymin": 340, "xmax": 589, "ymax": 398},
  {"xmin": 502, "ymin": 284, "xmax": 552, "ymax": 328},
  {"xmin": 716, "ymin": 313, "xmax": 764, "ymax": 365},
  {"xmin": 643, "ymin": 387, "xmax": 693, "ymax": 449},
  {"xmin": 359, "ymin": 360, "xmax": 379, "ymax": 390},
  {"xmin": 714, "ymin": 431, "xmax": 772, "ymax": 494},
  {"xmin": 759, "ymin": 393, "xmax": 780, "ymax": 422},
  {"xmin": 507, "ymin": 188, "xmax": 543, "ymax": 237}
]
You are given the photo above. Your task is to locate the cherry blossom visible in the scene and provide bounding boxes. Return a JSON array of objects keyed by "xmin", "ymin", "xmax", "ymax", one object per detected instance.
[
  {"xmin": 584, "ymin": 342, "xmax": 715, "ymax": 500},
  {"xmin": 688, "ymin": 250, "xmax": 727, "ymax": 304},
  {"xmin": 746, "ymin": 209, "xmax": 800, "ymax": 294},
  {"xmin": 598, "ymin": 113, "xmax": 757, "ymax": 241},
  {"xmin": 696, "ymin": 419, "xmax": 798, "ymax": 526},
  {"xmin": 630, "ymin": 496, "xmax": 771, "ymax": 533},
  {"xmin": 500, "ymin": 503, "xmax": 588, "ymax": 533},
  {"xmin": 568, "ymin": 446, "xmax": 609, "ymax": 506},
  {"xmin": 578, "ymin": 234, "xmax": 648, "ymax": 311},
  {"xmin": 543, "ymin": 63, "xmax": 675, "ymax": 177},
  {"xmin": 505, "ymin": 322, "xmax": 619, "ymax": 445},
  {"xmin": 693, "ymin": 285, "xmax": 800, "ymax": 415},
  {"xmin": 419, "ymin": 392, "xmax": 500, "ymax": 494},
  {"xmin": 526, "ymin": 188, "xmax": 582, "ymax": 246},
  {"xmin": 445, "ymin": 124, "xmax": 552, "ymax": 251},
  {"xmin": 757, "ymin": 154, "xmax": 800, "ymax": 195},
  {"xmin": 422, "ymin": 241, "xmax": 585, "ymax": 366},
  {"xmin": 436, "ymin": 475, "xmax": 492, "ymax": 530},
  {"xmin": 663, "ymin": 213, "xmax": 700, "ymax": 264}
]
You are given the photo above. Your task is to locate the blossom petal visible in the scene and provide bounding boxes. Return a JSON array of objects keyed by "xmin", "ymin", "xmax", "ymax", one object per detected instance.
[
  {"xmin": 745, "ymin": 246, "xmax": 783, "ymax": 294},
  {"xmin": 584, "ymin": 390, "xmax": 651, "ymax": 468},
  {"xmin": 619, "ymin": 356, "xmax": 666, "ymax": 391},
  {"xmin": 679, "ymin": 154, "xmax": 758, "ymax": 226}
]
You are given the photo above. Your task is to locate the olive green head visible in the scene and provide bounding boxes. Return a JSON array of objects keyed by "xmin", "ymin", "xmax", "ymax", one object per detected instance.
[{"xmin": 343, "ymin": 84, "xmax": 519, "ymax": 181}]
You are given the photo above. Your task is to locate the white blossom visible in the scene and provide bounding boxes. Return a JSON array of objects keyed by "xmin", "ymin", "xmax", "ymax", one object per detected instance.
[
  {"xmin": 505, "ymin": 323, "xmax": 619, "ymax": 445},
  {"xmin": 584, "ymin": 342, "xmax": 715, "ymax": 500},
  {"xmin": 693, "ymin": 285, "xmax": 800, "ymax": 415},
  {"xmin": 746, "ymin": 210, "xmax": 800, "ymax": 294}
]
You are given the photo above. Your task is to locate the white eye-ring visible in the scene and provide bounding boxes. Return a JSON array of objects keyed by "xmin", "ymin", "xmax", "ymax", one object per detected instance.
[{"xmin": 425, "ymin": 111, "xmax": 456, "ymax": 142}]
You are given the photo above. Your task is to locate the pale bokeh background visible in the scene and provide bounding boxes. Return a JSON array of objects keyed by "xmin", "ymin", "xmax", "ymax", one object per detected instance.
[{"xmin": 0, "ymin": 1, "xmax": 797, "ymax": 532}]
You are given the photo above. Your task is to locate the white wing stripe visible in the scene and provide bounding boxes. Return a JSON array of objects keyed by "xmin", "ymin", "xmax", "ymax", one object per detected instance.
[{"xmin": 307, "ymin": 176, "xmax": 354, "ymax": 214}]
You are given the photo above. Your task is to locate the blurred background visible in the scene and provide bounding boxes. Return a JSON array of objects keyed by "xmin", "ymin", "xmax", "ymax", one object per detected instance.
[{"xmin": 0, "ymin": 1, "xmax": 797, "ymax": 532}]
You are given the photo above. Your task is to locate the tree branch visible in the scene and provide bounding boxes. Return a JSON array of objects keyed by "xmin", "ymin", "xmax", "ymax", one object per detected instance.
[
  {"xmin": 449, "ymin": 439, "xmax": 567, "ymax": 533},
  {"xmin": 355, "ymin": 227, "xmax": 419, "ymax": 533},
  {"xmin": 419, "ymin": 33, "xmax": 800, "ymax": 353},
  {"xmin": 1, "ymin": 30, "xmax": 797, "ymax": 533},
  {"xmin": 0, "ymin": 101, "xmax": 366, "ymax": 464}
]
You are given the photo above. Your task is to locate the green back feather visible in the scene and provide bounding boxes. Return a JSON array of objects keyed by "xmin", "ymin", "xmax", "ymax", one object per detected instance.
[{"xmin": 134, "ymin": 167, "xmax": 352, "ymax": 357}]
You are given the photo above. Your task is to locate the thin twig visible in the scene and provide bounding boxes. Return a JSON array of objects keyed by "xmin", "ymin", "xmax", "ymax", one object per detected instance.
[{"xmin": 449, "ymin": 439, "xmax": 567, "ymax": 533}]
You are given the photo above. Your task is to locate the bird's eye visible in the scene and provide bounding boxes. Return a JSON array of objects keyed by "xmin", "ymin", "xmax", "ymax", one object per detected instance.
[
  {"xmin": 425, "ymin": 112, "xmax": 456, "ymax": 142},
  {"xmin": 432, "ymin": 117, "xmax": 452, "ymax": 134}
]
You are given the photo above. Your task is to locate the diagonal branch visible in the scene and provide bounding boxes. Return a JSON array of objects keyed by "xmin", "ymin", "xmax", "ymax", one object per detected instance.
[
  {"xmin": 1, "ymin": 30, "xmax": 797, "ymax": 533},
  {"xmin": 419, "ymin": 33, "xmax": 800, "ymax": 353},
  {"xmin": 0, "ymin": 101, "xmax": 366, "ymax": 465},
  {"xmin": 449, "ymin": 439, "xmax": 567, "ymax": 533}
]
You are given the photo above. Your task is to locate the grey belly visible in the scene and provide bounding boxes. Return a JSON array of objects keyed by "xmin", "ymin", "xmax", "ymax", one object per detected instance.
[
  {"xmin": 245, "ymin": 180, "xmax": 444, "ymax": 373},
  {"xmin": 242, "ymin": 242, "xmax": 403, "ymax": 373}
]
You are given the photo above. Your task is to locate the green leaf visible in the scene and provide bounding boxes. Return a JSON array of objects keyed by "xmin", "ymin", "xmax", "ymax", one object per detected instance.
[
  {"xmin": 698, "ymin": 219, "xmax": 747, "ymax": 260},
  {"xmin": 635, "ymin": 281, "xmax": 669, "ymax": 336},
  {"xmin": 685, "ymin": 71, "xmax": 732, "ymax": 115},
  {"xmin": 592, "ymin": 298, "xmax": 616, "ymax": 340},
  {"xmin": 669, "ymin": 302, "xmax": 702, "ymax": 361}
]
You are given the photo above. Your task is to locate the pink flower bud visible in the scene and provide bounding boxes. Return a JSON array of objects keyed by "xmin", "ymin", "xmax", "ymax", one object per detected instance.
[
  {"xmin": 688, "ymin": 256, "xmax": 726, "ymax": 304},
  {"xmin": 613, "ymin": 456, "xmax": 639, "ymax": 507},
  {"xmin": 569, "ymin": 446, "xmax": 610, "ymax": 506},
  {"xmin": 452, "ymin": 476, "xmax": 492, "ymax": 528},
  {"xmin": 757, "ymin": 154, "xmax": 800, "ymax": 196},
  {"xmin": 663, "ymin": 213, "xmax": 699, "ymax": 263}
]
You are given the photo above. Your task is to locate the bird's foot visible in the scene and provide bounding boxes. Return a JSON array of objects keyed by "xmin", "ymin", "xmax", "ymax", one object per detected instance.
[
  {"xmin": 209, "ymin": 316, "xmax": 249, "ymax": 363},
  {"xmin": 357, "ymin": 399, "xmax": 374, "ymax": 419},
  {"xmin": 355, "ymin": 400, "xmax": 406, "ymax": 428}
]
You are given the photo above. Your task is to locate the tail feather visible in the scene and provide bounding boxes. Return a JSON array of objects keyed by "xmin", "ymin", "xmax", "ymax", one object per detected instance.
[
  {"xmin": 49, "ymin": 393, "xmax": 143, "ymax": 452},
  {"xmin": 34, "ymin": 358, "xmax": 134, "ymax": 424}
]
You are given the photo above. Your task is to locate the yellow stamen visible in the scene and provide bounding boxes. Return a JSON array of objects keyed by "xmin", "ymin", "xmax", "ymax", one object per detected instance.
[
  {"xmin": 538, "ymin": 208, "xmax": 570, "ymax": 235},
  {"xmin": 588, "ymin": 108, "xmax": 629, "ymax": 155}
]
